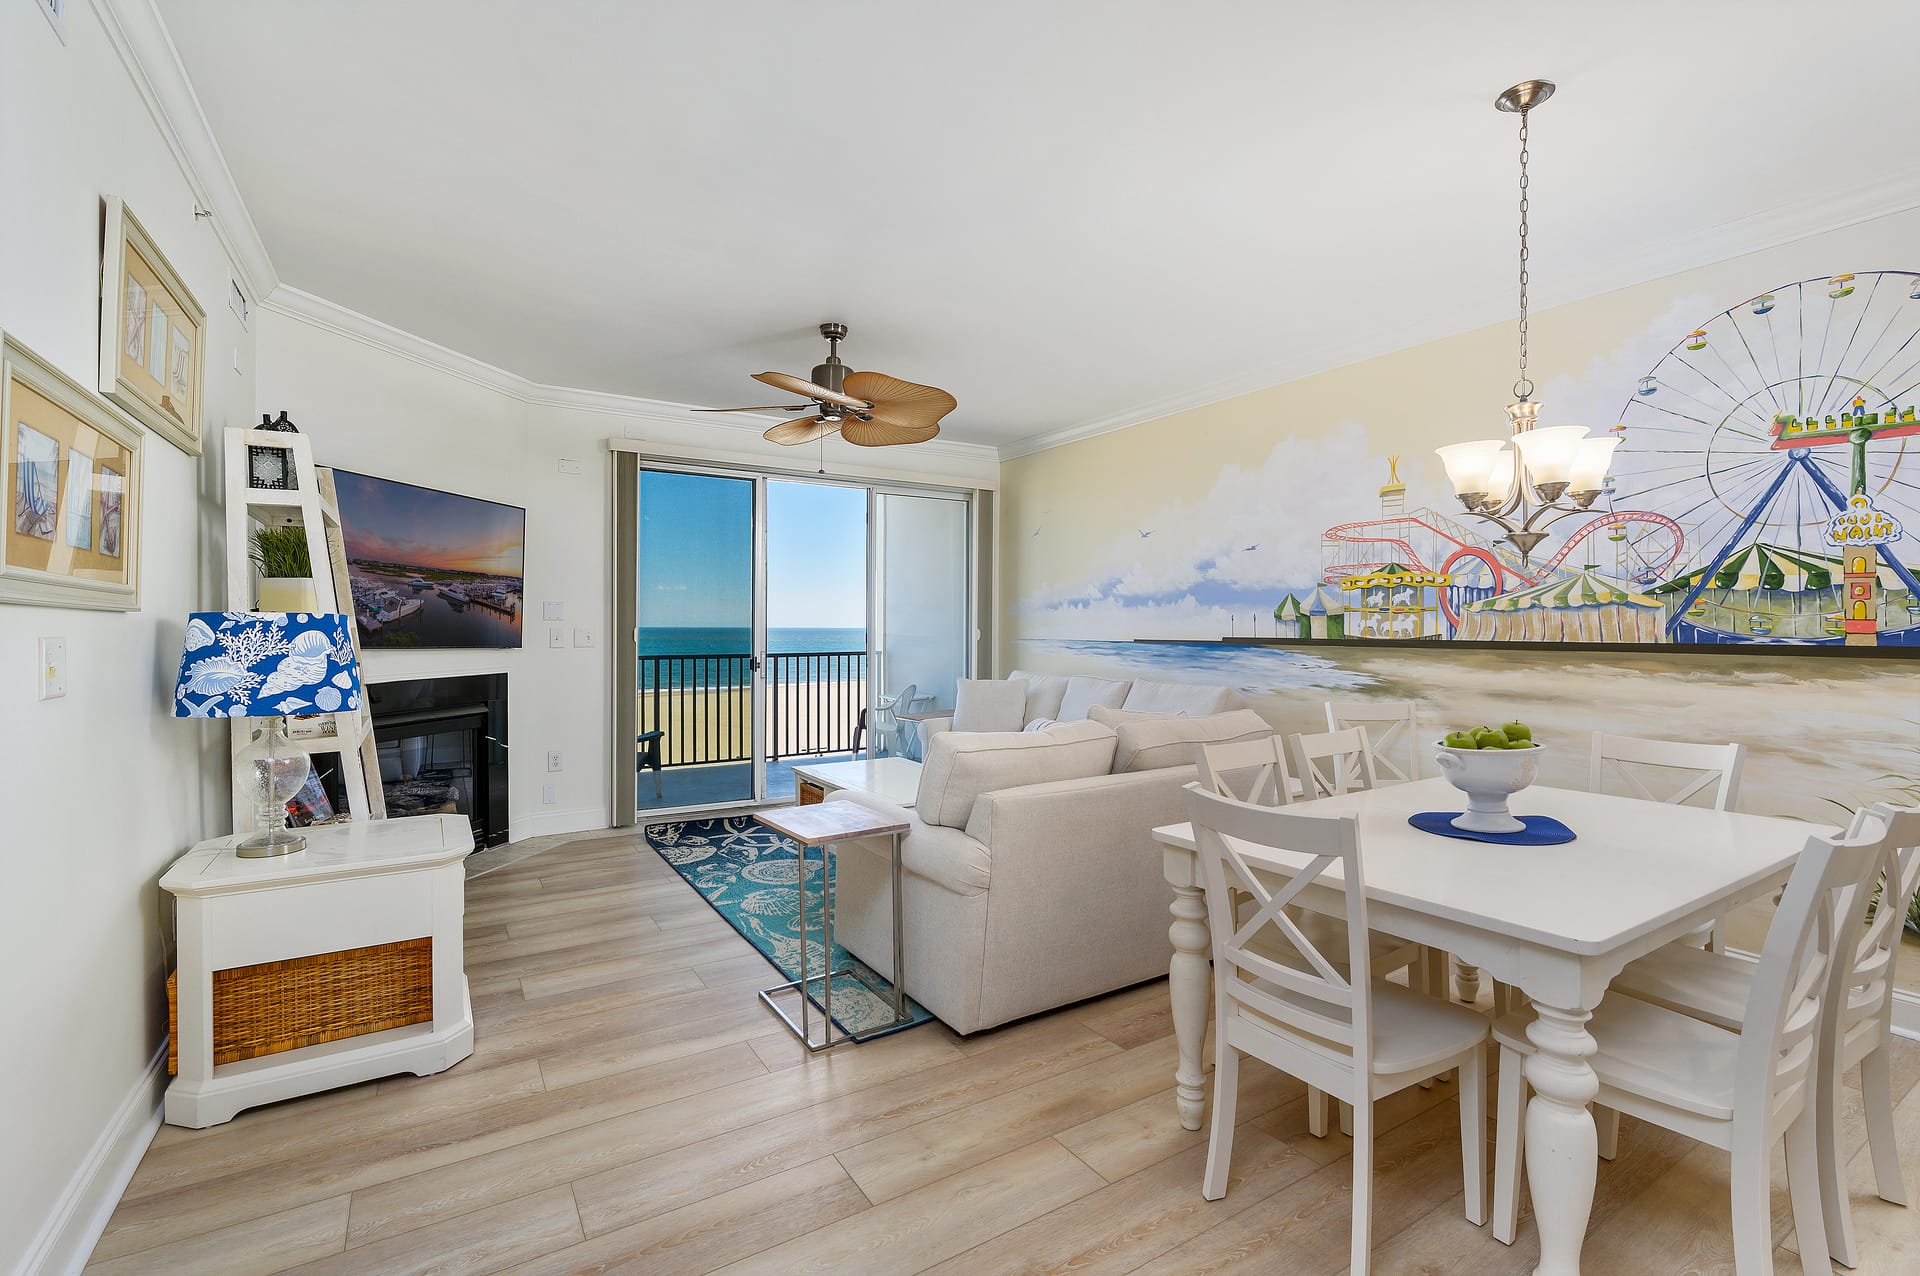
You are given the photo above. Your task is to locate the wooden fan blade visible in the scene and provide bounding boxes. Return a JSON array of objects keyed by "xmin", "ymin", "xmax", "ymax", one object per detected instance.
[
  {"xmin": 840, "ymin": 417, "xmax": 939, "ymax": 448},
  {"xmin": 693, "ymin": 404, "xmax": 813, "ymax": 413},
  {"xmin": 841, "ymin": 371, "xmax": 956, "ymax": 431},
  {"xmin": 752, "ymin": 370, "xmax": 869, "ymax": 411},
  {"xmin": 763, "ymin": 416, "xmax": 838, "ymax": 445}
]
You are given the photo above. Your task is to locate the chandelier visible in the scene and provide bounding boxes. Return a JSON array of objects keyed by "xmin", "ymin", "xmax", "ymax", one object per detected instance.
[{"xmin": 1435, "ymin": 80, "xmax": 1619, "ymax": 567}]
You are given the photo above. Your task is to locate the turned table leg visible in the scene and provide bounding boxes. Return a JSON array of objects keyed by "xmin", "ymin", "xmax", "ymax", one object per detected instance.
[
  {"xmin": 1168, "ymin": 881, "xmax": 1212, "ymax": 1131},
  {"xmin": 1454, "ymin": 958, "xmax": 1483, "ymax": 1006},
  {"xmin": 1524, "ymin": 1002, "xmax": 1600, "ymax": 1276}
]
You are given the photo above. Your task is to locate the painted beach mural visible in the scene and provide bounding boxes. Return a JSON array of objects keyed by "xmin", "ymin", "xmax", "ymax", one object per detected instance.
[{"xmin": 1002, "ymin": 213, "xmax": 1920, "ymax": 830}]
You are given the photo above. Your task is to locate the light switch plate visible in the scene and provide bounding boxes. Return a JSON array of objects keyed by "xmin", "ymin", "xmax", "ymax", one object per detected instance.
[
  {"xmin": 547, "ymin": 625, "xmax": 564, "ymax": 649},
  {"xmin": 38, "ymin": 636, "xmax": 67, "ymax": 699},
  {"xmin": 543, "ymin": 602, "xmax": 564, "ymax": 621},
  {"xmin": 542, "ymin": 784, "xmax": 556, "ymax": 805},
  {"xmin": 573, "ymin": 626, "xmax": 594, "ymax": 648},
  {"xmin": 558, "ymin": 458, "xmax": 583, "ymax": 475}
]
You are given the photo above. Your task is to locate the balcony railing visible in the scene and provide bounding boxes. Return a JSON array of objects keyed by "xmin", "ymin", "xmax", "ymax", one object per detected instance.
[{"xmin": 637, "ymin": 649, "xmax": 869, "ymax": 768}]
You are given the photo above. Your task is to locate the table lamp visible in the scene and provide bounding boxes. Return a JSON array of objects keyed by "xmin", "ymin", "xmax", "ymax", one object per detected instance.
[{"xmin": 172, "ymin": 611, "xmax": 363, "ymax": 857}]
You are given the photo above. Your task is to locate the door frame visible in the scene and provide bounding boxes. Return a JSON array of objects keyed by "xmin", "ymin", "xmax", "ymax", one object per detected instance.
[{"xmin": 612, "ymin": 452, "xmax": 979, "ymax": 827}]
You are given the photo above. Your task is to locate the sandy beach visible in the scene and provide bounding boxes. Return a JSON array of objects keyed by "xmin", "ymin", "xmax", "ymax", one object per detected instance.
[{"xmin": 637, "ymin": 679, "xmax": 869, "ymax": 766}]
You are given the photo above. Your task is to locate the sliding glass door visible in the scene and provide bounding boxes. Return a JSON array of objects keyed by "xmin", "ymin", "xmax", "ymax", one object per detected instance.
[
  {"xmin": 871, "ymin": 489, "xmax": 972, "ymax": 756},
  {"xmin": 633, "ymin": 467, "xmax": 762, "ymax": 813}
]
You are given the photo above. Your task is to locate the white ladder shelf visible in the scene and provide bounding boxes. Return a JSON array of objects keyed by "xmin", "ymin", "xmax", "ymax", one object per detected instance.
[{"xmin": 222, "ymin": 426, "xmax": 385, "ymax": 833}]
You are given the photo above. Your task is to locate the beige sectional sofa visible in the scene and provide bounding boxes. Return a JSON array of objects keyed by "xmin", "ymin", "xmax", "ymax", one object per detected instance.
[{"xmin": 834, "ymin": 678, "xmax": 1270, "ymax": 1035}]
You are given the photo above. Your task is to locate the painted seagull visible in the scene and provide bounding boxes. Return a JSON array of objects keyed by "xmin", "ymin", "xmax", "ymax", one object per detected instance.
[
  {"xmin": 1243, "ymin": 544, "xmax": 1259, "ymax": 552},
  {"xmin": 1138, "ymin": 529, "xmax": 1154, "ymax": 539}
]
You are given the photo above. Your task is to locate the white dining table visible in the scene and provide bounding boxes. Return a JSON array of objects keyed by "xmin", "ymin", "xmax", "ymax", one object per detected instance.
[{"xmin": 1155, "ymin": 775, "xmax": 1819, "ymax": 1276}]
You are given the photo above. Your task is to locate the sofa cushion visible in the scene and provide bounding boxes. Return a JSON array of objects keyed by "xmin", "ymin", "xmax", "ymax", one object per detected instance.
[
  {"xmin": 1120, "ymin": 678, "xmax": 1245, "ymax": 716},
  {"xmin": 952, "ymin": 678, "xmax": 1028, "ymax": 733},
  {"xmin": 1007, "ymin": 669, "xmax": 1068, "ymax": 723},
  {"xmin": 1089, "ymin": 703, "xmax": 1186, "ymax": 728},
  {"xmin": 1058, "ymin": 675, "xmax": 1132, "ymax": 722},
  {"xmin": 915, "ymin": 719, "xmax": 1119, "ymax": 829},
  {"xmin": 1113, "ymin": 708, "xmax": 1275, "ymax": 773}
]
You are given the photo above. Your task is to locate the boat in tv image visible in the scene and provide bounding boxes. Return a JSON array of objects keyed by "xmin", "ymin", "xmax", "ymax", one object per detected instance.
[{"xmin": 330, "ymin": 469, "xmax": 526, "ymax": 649}]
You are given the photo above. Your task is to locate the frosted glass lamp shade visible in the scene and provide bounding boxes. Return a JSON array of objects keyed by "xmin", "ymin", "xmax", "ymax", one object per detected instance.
[
  {"xmin": 1436, "ymin": 440, "xmax": 1510, "ymax": 497},
  {"xmin": 1484, "ymin": 445, "xmax": 1518, "ymax": 504},
  {"xmin": 1567, "ymin": 435, "xmax": 1622, "ymax": 493},
  {"xmin": 1510, "ymin": 426, "xmax": 1589, "ymax": 488}
]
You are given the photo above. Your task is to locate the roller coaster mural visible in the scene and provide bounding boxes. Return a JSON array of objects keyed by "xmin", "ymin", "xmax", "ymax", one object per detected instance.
[{"xmin": 1278, "ymin": 271, "xmax": 1920, "ymax": 647}]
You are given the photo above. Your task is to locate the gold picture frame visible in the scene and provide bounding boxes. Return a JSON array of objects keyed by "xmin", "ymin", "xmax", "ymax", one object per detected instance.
[
  {"xmin": 98, "ymin": 196, "xmax": 205, "ymax": 456},
  {"xmin": 4, "ymin": 331, "xmax": 143, "ymax": 610}
]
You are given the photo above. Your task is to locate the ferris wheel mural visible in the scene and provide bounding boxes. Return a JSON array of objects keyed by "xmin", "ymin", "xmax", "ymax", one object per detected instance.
[{"xmin": 1607, "ymin": 270, "xmax": 1920, "ymax": 646}]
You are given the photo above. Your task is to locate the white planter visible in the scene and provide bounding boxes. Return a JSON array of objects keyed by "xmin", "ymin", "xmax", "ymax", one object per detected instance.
[
  {"xmin": 1433, "ymin": 740, "xmax": 1544, "ymax": 834},
  {"xmin": 256, "ymin": 576, "xmax": 318, "ymax": 613}
]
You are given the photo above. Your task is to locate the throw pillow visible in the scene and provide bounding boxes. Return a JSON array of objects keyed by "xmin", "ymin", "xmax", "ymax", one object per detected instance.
[
  {"xmin": 1057, "ymin": 675, "xmax": 1131, "ymax": 721},
  {"xmin": 1088, "ymin": 703, "xmax": 1186, "ymax": 727},
  {"xmin": 914, "ymin": 719, "xmax": 1120, "ymax": 829},
  {"xmin": 1007, "ymin": 669, "xmax": 1068, "ymax": 723},
  {"xmin": 1113, "ymin": 708, "xmax": 1276, "ymax": 773},
  {"xmin": 1120, "ymin": 677, "xmax": 1245, "ymax": 715},
  {"xmin": 952, "ymin": 678, "xmax": 1029, "ymax": 733}
]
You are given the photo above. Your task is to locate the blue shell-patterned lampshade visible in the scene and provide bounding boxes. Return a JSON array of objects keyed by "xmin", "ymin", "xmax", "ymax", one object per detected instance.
[{"xmin": 172, "ymin": 611, "xmax": 363, "ymax": 719}]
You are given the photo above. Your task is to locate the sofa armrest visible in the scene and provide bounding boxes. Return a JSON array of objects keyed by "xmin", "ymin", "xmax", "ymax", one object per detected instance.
[
  {"xmin": 837, "ymin": 788, "xmax": 989, "ymax": 895},
  {"xmin": 915, "ymin": 715, "xmax": 954, "ymax": 754}
]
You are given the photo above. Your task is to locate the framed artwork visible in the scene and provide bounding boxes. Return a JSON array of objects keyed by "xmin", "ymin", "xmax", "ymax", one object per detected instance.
[
  {"xmin": 97, "ymin": 197, "xmax": 205, "ymax": 456},
  {"xmin": 3, "ymin": 331, "xmax": 143, "ymax": 610}
]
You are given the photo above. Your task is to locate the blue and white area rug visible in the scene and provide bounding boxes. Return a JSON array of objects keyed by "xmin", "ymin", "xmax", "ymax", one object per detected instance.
[{"xmin": 644, "ymin": 816, "xmax": 932, "ymax": 1039}]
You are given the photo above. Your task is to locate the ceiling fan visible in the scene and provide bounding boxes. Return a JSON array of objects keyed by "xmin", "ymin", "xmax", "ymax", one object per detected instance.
[{"xmin": 695, "ymin": 322, "xmax": 956, "ymax": 447}]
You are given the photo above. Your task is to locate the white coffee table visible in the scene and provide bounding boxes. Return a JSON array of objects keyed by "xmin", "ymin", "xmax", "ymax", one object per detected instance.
[{"xmin": 791, "ymin": 756, "xmax": 922, "ymax": 808}]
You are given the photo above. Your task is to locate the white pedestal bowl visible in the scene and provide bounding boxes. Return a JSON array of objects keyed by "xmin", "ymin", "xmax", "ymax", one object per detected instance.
[{"xmin": 1433, "ymin": 741, "xmax": 1544, "ymax": 835}]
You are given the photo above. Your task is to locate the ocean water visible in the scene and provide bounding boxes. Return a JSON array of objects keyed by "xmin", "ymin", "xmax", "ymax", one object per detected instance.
[
  {"xmin": 639, "ymin": 626, "xmax": 865, "ymax": 689},
  {"xmin": 1016, "ymin": 639, "xmax": 1378, "ymax": 695}
]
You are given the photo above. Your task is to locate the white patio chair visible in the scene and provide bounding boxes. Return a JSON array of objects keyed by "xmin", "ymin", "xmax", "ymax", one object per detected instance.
[
  {"xmin": 869, "ymin": 682, "xmax": 916, "ymax": 758},
  {"xmin": 1325, "ymin": 699, "xmax": 1420, "ymax": 785},
  {"xmin": 1185, "ymin": 784, "xmax": 1491, "ymax": 1276},
  {"xmin": 1290, "ymin": 726, "xmax": 1380, "ymax": 800},
  {"xmin": 1490, "ymin": 813, "xmax": 1899, "ymax": 1275},
  {"xmin": 1608, "ymin": 801, "xmax": 1919, "ymax": 1267}
]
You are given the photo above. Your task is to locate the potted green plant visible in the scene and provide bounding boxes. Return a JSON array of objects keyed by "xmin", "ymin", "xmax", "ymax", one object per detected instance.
[{"xmin": 251, "ymin": 524, "xmax": 316, "ymax": 612}]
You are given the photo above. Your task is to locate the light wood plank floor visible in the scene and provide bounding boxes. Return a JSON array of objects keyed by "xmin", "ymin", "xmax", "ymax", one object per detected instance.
[{"xmin": 91, "ymin": 831, "xmax": 1920, "ymax": 1275}]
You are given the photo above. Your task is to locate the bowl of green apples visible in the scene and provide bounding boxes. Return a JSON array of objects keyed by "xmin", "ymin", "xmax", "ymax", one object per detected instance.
[{"xmin": 1433, "ymin": 722, "xmax": 1542, "ymax": 835}]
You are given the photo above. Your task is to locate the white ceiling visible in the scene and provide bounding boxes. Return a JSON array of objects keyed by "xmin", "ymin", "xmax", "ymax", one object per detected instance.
[{"xmin": 156, "ymin": 0, "xmax": 1920, "ymax": 452}]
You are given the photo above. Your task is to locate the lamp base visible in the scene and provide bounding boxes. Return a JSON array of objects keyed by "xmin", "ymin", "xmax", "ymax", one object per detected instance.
[{"xmin": 235, "ymin": 827, "xmax": 307, "ymax": 858}]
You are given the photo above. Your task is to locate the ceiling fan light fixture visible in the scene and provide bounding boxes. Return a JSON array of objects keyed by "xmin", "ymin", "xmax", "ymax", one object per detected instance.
[{"xmin": 719, "ymin": 324, "xmax": 955, "ymax": 447}]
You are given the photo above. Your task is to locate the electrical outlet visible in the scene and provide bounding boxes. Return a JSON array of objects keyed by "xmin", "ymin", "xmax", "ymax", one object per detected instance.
[
  {"xmin": 573, "ymin": 626, "xmax": 594, "ymax": 648},
  {"xmin": 38, "ymin": 636, "xmax": 67, "ymax": 699},
  {"xmin": 548, "ymin": 625, "xmax": 564, "ymax": 649},
  {"xmin": 543, "ymin": 601, "xmax": 564, "ymax": 621},
  {"xmin": 542, "ymin": 784, "xmax": 556, "ymax": 805},
  {"xmin": 546, "ymin": 749, "xmax": 563, "ymax": 772}
]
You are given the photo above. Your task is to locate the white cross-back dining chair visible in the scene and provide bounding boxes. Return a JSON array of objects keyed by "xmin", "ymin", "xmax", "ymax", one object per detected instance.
[
  {"xmin": 1609, "ymin": 801, "xmax": 1920, "ymax": 1267},
  {"xmin": 1184, "ymin": 784, "xmax": 1491, "ymax": 1276},
  {"xmin": 1197, "ymin": 738, "xmax": 1435, "ymax": 1130},
  {"xmin": 1324, "ymin": 700, "xmax": 1420, "ymax": 785},
  {"xmin": 1291, "ymin": 726, "xmax": 1380, "ymax": 800},
  {"xmin": 1590, "ymin": 733, "xmax": 1747, "ymax": 951},
  {"xmin": 1491, "ymin": 814, "xmax": 1899, "ymax": 1276}
]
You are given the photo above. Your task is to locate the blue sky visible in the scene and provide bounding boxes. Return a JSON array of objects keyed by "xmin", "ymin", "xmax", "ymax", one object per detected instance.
[{"xmin": 638, "ymin": 471, "xmax": 866, "ymax": 629}]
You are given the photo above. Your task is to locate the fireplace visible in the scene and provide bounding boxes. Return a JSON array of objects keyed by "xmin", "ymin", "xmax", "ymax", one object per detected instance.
[{"xmin": 321, "ymin": 673, "xmax": 509, "ymax": 847}]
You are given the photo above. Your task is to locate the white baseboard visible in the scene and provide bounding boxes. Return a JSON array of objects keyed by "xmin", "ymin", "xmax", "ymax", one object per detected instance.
[
  {"xmin": 13, "ymin": 1043, "xmax": 167, "ymax": 1276},
  {"xmin": 1893, "ymin": 986, "xmax": 1920, "ymax": 1041},
  {"xmin": 508, "ymin": 806, "xmax": 608, "ymax": 842}
]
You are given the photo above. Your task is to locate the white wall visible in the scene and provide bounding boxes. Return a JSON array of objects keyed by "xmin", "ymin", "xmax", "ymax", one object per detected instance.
[
  {"xmin": 0, "ymin": 3, "xmax": 253, "ymax": 1270},
  {"xmin": 253, "ymin": 302, "xmax": 999, "ymax": 842}
]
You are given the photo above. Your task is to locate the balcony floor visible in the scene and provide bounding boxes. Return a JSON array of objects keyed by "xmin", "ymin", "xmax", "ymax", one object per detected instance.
[{"xmin": 636, "ymin": 750, "xmax": 883, "ymax": 819}]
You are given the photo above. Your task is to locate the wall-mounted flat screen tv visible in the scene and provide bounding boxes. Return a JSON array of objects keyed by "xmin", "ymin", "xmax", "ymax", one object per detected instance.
[{"xmin": 330, "ymin": 469, "xmax": 526, "ymax": 649}]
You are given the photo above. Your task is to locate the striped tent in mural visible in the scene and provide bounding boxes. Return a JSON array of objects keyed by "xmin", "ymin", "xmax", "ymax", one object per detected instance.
[
  {"xmin": 1648, "ymin": 542, "xmax": 1903, "ymax": 594},
  {"xmin": 1272, "ymin": 593, "xmax": 1305, "ymax": 638},
  {"xmin": 1646, "ymin": 541, "xmax": 1916, "ymax": 641},
  {"xmin": 1457, "ymin": 567, "xmax": 1666, "ymax": 644},
  {"xmin": 1303, "ymin": 584, "xmax": 1345, "ymax": 638}
]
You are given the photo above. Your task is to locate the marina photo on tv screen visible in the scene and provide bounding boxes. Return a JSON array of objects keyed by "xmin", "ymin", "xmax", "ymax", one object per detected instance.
[{"xmin": 330, "ymin": 469, "xmax": 526, "ymax": 649}]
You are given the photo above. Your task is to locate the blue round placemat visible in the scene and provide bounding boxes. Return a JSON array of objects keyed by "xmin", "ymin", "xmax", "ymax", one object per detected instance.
[{"xmin": 1408, "ymin": 811, "xmax": 1576, "ymax": 845}]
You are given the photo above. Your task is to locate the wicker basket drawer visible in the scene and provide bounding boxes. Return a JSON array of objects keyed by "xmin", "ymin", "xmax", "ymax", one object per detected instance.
[{"xmin": 167, "ymin": 936, "xmax": 434, "ymax": 1075}]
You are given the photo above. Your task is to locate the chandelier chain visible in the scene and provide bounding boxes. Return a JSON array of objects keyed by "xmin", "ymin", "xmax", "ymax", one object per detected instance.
[{"xmin": 1515, "ymin": 107, "xmax": 1533, "ymax": 403}]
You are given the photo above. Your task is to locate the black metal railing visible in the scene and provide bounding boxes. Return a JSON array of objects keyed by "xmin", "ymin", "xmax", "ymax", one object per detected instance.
[
  {"xmin": 768, "ymin": 650, "xmax": 867, "ymax": 760},
  {"xmin": 636, "ymin": 649, "xmax": 867, "ymax": 768}
]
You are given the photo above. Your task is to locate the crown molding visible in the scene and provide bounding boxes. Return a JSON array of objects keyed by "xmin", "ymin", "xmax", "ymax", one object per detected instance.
[
  {"xmin": 88, "ymin": 0, "xmax": 280, "ymax": 300},
  {"xmin": 999, "ymin": 171, "xmax": 1920, "ymax": 461},
  {"xmin": 259, "ymin": 286, "xmax": 1003, "ymax": 472}
]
